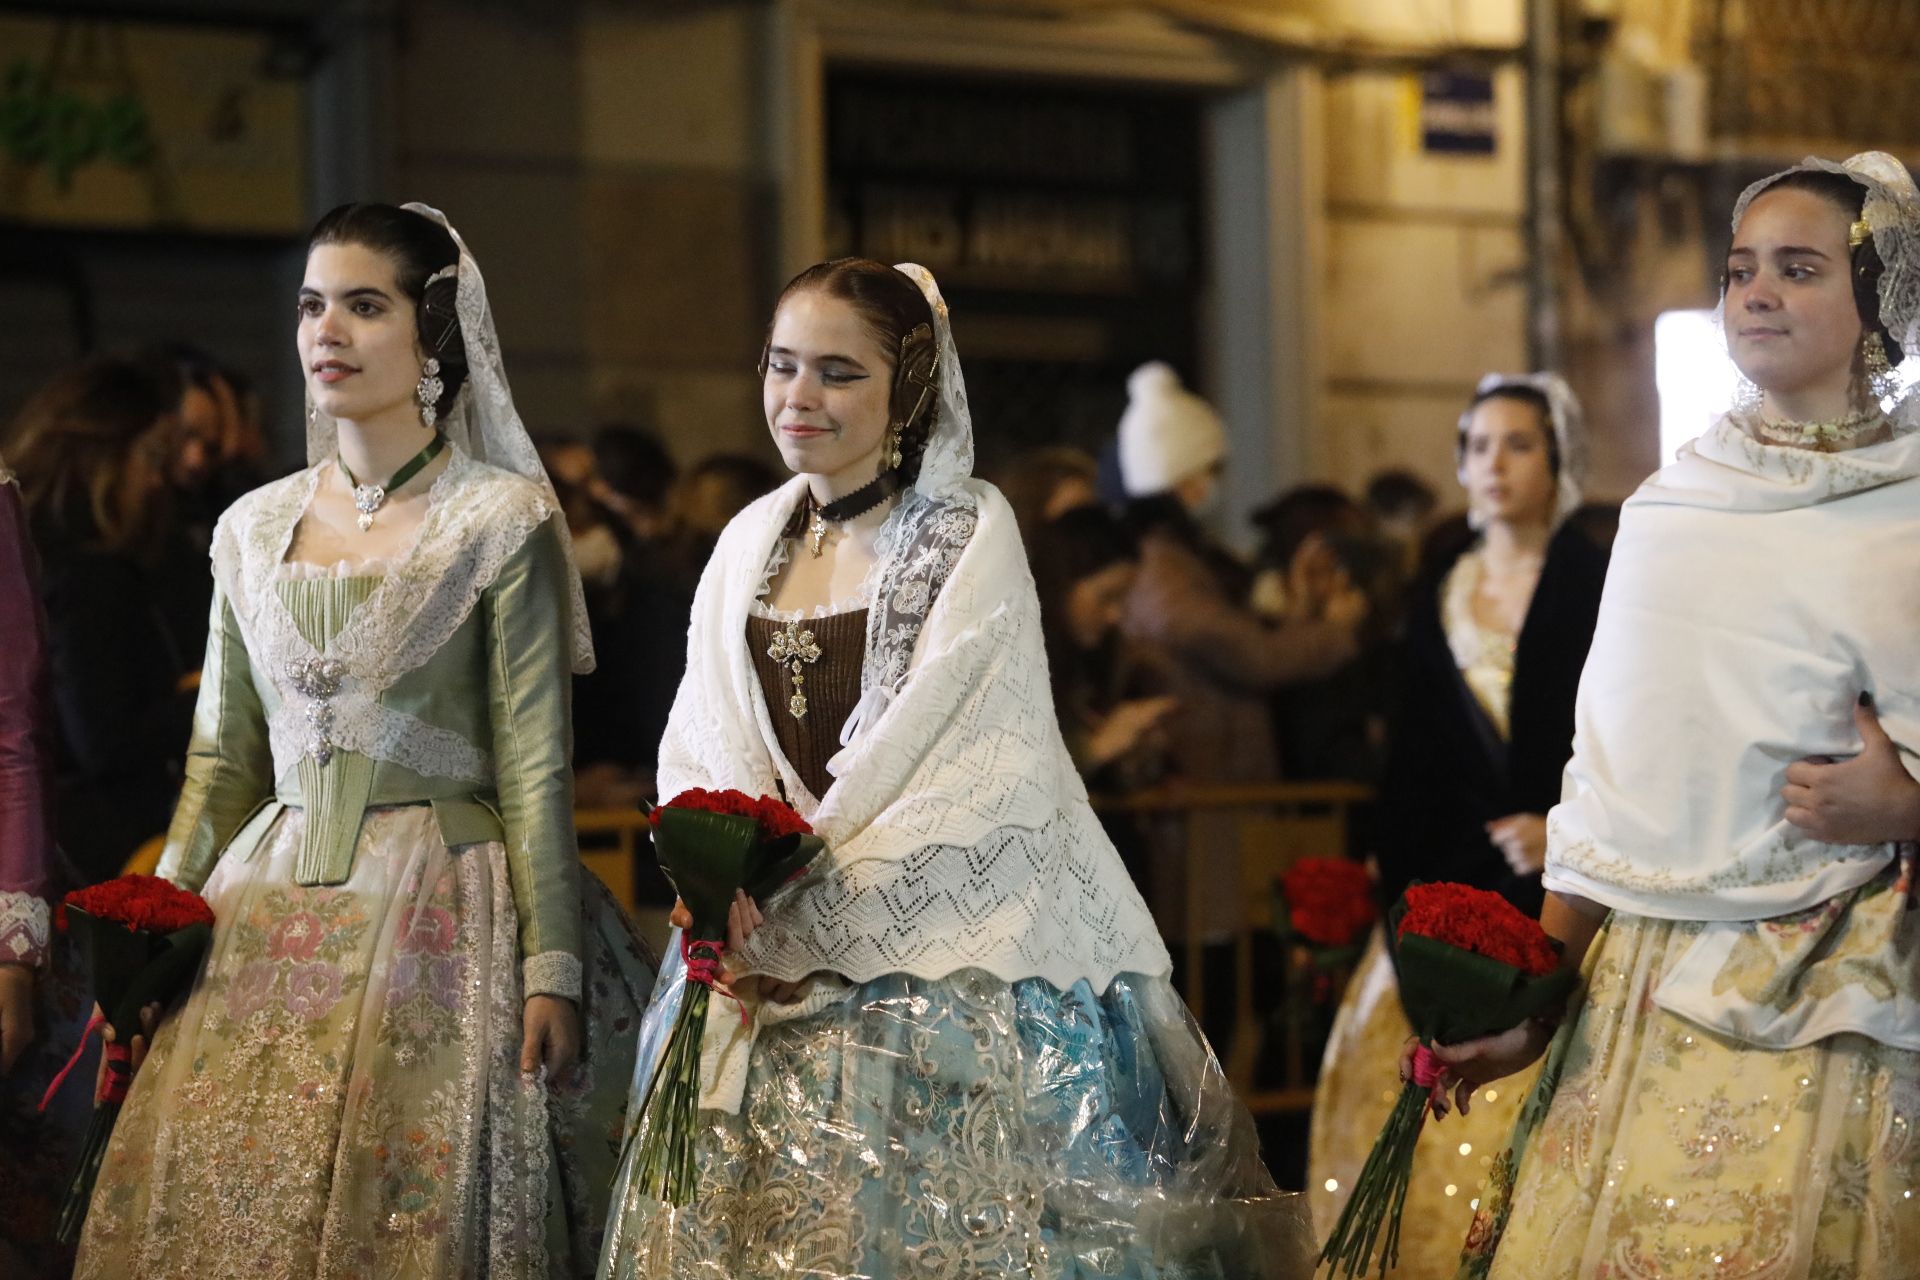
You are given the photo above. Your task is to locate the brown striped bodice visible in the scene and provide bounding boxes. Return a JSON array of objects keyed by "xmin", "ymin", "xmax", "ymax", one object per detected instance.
[{"xmin": 746, "ymin": 609, "xmax": 869, "ymax": 801}]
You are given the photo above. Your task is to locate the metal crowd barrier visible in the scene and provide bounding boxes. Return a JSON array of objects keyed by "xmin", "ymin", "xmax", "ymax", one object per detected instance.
[{"xmin": 1094, "ymin": 781, "xmax": 1374, "ymax": 1114}]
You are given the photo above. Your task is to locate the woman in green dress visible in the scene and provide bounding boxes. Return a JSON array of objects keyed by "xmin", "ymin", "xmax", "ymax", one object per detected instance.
[{"xmin": 73, "ymin": 202, "xmax": 654, "ymax": 1279}]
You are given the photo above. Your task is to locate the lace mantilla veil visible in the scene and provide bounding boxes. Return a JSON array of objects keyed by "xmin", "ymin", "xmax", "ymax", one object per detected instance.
[
  {"xmin": 303, "ymin": 202, "xmax": 594, "ymax": 673},
  {"xmin": 1716, "ymin": 151, "xmax": 1920, "ymax": 432},
  {"xmin": 830, "ymin": 262, "xmax": 979, "ymax": 747},
  {"xmin": 890, "ymin": 262, "xmax": 973, "ymax": 496}
]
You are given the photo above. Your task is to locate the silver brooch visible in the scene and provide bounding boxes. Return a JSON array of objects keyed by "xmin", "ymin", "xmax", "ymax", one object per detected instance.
[{"xmin": 288, "ymin": 657, "xmax": 348, "ymax": 765}]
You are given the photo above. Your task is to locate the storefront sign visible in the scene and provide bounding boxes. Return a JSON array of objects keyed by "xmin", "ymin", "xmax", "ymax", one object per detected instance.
[{"xmin": 1420, "ymin": 67, "xmax": 1496, "ymax": 156}]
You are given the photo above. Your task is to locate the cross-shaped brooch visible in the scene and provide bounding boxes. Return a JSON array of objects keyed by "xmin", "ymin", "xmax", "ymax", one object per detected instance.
[{"xmin": 766, "ymin": 619, "xmax": 823, "ymax": 720}]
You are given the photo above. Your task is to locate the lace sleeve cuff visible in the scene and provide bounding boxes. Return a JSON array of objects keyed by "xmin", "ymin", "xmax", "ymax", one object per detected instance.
[
  {"xmin": 0, "ymin": 890, "xmax": 51, "ymax": 970},
  {"xmin": 523, "ymin": 949, "xmax": 582, "ymax": 1001}
]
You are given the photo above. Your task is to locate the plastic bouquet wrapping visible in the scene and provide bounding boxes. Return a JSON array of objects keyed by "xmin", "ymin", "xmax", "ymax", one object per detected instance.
[
  {"xmin": 38, "ymin": 873, "xmax": 214, "ymax": 1243},
  {"xmin": 1318, "ymin": 881, "xmax": 1574, "ymax": 1278},
  {"xmin": 624, "ymin": 788, "xmax": 824, "ymax": 1207}
]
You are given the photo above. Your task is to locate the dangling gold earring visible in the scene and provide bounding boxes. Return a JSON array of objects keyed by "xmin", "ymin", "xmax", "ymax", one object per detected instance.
[
  {"xmin": 885, "ymin": 422, "xmax": 904, "ymax": 470},
  {"xmin": 1862, "ymin": 331, "xmax": 1898, "ymax": 403}
]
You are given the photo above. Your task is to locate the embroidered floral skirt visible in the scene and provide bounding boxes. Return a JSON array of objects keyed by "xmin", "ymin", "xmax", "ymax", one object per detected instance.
[
  {"xmin": 1458, "ymin": 909, "xmax": 1920, "ymax": 1279},
  {"xmin": 1308, "ymin": 927, "xmax": 1540, "ymax": 1279},
  {"xmin": 73, "ymin": 805, "xmax": 656, "ymax": 1280},
  {"xmin": 597, "ymin": 941, "xmax": 1316, "ymax": 1280}
]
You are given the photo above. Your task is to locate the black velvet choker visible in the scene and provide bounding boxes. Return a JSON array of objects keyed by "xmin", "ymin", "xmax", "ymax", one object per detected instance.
[{"xmin": 786, "ymin": 470, "xmax": 901, "ymax": 557}]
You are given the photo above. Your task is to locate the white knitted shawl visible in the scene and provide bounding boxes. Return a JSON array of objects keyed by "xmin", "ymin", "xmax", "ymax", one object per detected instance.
[{"xmin": 657, "ymin": 474, "xmax": 1172, "ymax": 994}]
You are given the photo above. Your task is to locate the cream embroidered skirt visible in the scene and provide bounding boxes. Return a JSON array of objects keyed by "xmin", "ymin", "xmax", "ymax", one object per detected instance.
[
  {"xmin": 74, "ymin": 805, "xmax": 655, "ymax": 1280},
  {"xmin": 1459, "ymin": 907, "xmax": 1920, "ymax": 1279}
]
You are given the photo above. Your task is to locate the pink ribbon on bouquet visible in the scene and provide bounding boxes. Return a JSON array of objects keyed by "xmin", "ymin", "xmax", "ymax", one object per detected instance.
[
  {"xmin": 38, "ymin": 1011, "xmax": 134, "ymax": 1112},
  {"xmin": 1409, "ymin": 1043, "xmax": 1446, "ymax": 1089},
  {"xmin": 679, "ymin": 933, "xmax": 750, "ymax": 1027}
]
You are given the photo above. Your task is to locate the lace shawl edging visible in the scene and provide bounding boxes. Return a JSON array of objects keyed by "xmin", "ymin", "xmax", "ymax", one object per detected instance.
[{"xmin": 0, "ymin": 890, "xmax": 49, "ymax": 969}]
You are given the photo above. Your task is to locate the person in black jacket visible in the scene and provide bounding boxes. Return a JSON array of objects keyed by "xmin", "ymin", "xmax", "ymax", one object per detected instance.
[{"xmin": 1307, "ymin": 373, "xmax": 1608, "ymax": 1272}]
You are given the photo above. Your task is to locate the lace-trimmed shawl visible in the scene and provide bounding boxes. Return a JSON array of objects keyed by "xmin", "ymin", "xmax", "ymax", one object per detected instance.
[
  {"xmin": 211, "ymin": 449, "xmax": 561, "ymax": 783},
  {"xmin": 1543, "ymin": 419, "xmax": 1920, "ymax": 921},
  {"xmin": 657, "ymin": 476, "xmax": 1171, "ymax": 993}
]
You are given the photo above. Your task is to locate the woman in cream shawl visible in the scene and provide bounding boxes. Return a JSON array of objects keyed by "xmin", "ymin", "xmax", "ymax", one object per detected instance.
[
  {"xmin": 598, "ymin": 259, "xmax": 1315, "ymax": 1279},
  {"xmin": 1437, "ymin": 153, "xmax": 1920, "ymax": 1278}
]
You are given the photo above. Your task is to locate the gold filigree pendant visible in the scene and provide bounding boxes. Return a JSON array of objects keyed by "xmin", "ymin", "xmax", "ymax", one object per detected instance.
[{"xmin": 766, "ymin": 620, "xmax": 823, "ymax": 721}]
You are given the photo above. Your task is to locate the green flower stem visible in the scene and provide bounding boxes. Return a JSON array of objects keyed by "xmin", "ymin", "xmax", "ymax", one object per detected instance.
[
  {"xmin": 1318, "ymin": 1074, "xmax": 1431, "ymax": 1278},
  {"xmin": 55, "ymin": 1101, "xmax": 120, "ymax": 1244},
  {"xmin": 630, "ymin": 983, "xmax": 712, "ymax": 1207}
]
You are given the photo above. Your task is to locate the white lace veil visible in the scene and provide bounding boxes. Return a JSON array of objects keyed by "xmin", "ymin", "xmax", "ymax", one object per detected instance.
[
  {"xmin": 1458, "ymin": 370, "xmax": 1588, "ymax": 527},
  {"xmin": 303, "ymin": 202, "xmax": 594, "ymax": 672},
  {"xmin": 890, "ymin": 262, "xmax": 974, "ymax": 495},
  {"xmin": 1718, "ymin": 151, "xmax": 1920, "ymax": 429},
  {"xmin": 827, "ymin": 262, "xmax": 979, "ymax": 747}
]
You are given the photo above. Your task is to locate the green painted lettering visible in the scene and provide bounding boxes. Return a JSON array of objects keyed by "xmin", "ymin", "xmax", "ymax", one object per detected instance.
[
  {"xmin": 1, "ymin": 57, "xmax": 158, "ymax": 189},
  {"xmin": 101, "ymin": 94, "xmax": 152, "ymax": 165},
  {"xmin": 44, "ymin": 94, "xmax": 102, "ymax": 190}
]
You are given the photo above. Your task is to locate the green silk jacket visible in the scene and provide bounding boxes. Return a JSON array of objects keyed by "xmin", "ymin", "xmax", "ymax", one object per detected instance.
[{"xmin": 157, "ymin": 454, "xmax": 585, "ymax": 998}]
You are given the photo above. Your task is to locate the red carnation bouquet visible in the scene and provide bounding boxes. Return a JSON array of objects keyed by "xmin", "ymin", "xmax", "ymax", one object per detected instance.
[
  {"xmin": 625, "ymin": 788, "xmax": 825, "ymax": 1206},
  {"xmin": 39, "ymin": 873, "xmax": 214, "ymax": 1243},
  {"xmin": 1318, "ymin": 881, "xmax": 1574, "ymax": 1278},
  {"xmin": 1277, "ymin": 857, "xmax": 1377, "ymax": 953},
  {"xmin": 1267, "ymin": 858, "xmax": 1377, "ymax": 1078}
]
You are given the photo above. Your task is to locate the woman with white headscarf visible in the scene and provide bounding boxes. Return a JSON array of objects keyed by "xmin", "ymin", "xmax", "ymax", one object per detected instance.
[
  {"xmin": 1306, "ymin": 373, "xmax": 1606, "ymax": 1277},
  {"xmin": 72, "ymin": 203, "xmax": 656, "ymax": 1278},
  {"xmin": 597, "ymin": 260, "xmax": 1315, "ymax": 1279},
  {"xmin": 1436, "ymin": 153, "xmax": 1920, "ymax": 1278}
]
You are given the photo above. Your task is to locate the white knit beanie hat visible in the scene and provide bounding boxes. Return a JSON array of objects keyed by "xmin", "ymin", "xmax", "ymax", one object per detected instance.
[{"xmin": 1117, "ymin": 362, "xmax": 1227, "ymax": 497}]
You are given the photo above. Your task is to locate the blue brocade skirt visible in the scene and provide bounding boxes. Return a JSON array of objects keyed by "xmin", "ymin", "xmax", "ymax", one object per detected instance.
[{"xmin": 599, "ymin": 933, "xmax": 1314, "ymax": 1280}]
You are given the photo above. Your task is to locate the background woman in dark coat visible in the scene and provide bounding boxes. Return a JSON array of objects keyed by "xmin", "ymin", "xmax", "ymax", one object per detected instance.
[{"xmin": 1307, "ymin": 374, "xmax": 1608, "ymax": 1277}]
